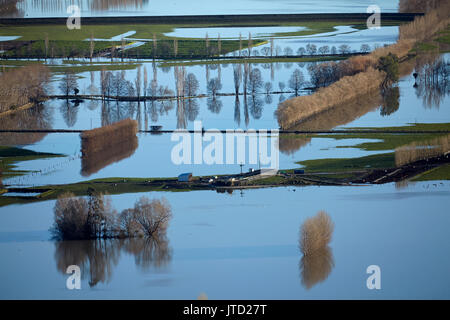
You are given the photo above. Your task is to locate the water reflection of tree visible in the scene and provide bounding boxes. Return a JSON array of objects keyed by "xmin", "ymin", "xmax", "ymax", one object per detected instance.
[
  {"xmin": 207, "ymin": 96, "xmax": 222, "ymax": 114},
  {"xmin": 0, "ymin": 102, "xmax": 52, "ymax": 145},
  {"xmin": 17, "ymin": 0, "xmax": 149, "ymax": 13},
  {"xmin": 60, "ymin": 100, "xmax": 79, "ymax": 128},
  {"xmin": 279, "ymin": 91, "xmax": 382, "ymax": 155},
  {"xmin": 299, "ymin": 246, "xmax": 334, "ymax": 290},
  {"xmin": 54, "ymin": 236, "xmax": 170, "ymax": 288}
]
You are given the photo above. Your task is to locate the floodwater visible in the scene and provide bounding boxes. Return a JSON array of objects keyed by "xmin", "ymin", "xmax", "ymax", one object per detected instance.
[
  {"xmin": 9, "ymin": 0, "xmax": 400, "ymax": 18},
  {"xmin": 0, "ymin": 182, "xmax": 449, "ymax": 299}
]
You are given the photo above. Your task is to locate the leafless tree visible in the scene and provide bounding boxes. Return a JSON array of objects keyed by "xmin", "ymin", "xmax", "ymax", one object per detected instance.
[
  {"xmin": 90, "ymin": 33, "xmax": 95, "ymax": 62},
  {"xmin": 270, "ymin": 38, "xmax": 274, "ymax": 56},
  {"xmin": 135, "ymin": 66, "xmax": 141, "ymax": 100},
  {"xmin": 143, "ymin": 67, "xmax": 148, "ymax": 99}
]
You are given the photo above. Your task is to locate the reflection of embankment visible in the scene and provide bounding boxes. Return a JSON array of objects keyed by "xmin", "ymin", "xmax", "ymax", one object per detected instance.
[
  {"xmin": 279, "ymin": 90, "xmax": 382, "ymax": 155},
  {"xmin": 0, "ymin": 104, "xmax": 51, "ymax": 145},
  {"xmin": 395, "ymin": 134, "xmax": 450, "ymax": 167},
  {"xmin": 81, "ymin": 135, "xmax": 138, "ymax": 176},
  {"xmin": 54, "ymin": 237, "xmax": 170, "ymax": 288},
  {"xmin": 80, "ymin": 119, "xmax": 138, "ymax": 176}
]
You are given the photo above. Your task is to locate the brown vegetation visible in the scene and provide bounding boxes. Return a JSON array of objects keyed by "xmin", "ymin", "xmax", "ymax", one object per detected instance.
[
  {"xmin": 0, "ymin": 65, "xmax": 50, "ymax": 113},
  {"xmin": 80, "ymin": 118, "xmax": 138, "ymax": 156},
  {"xmin": 395, "ymin": 134, "xmax": 450, "ymax": 167}
]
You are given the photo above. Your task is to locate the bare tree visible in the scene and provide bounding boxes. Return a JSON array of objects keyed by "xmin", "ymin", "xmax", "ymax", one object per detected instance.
[
  {"xmin": 270, "ymin": 38, "xmax": 274, "ymax": 56},
  {"xmin": 248, "ymin": 32, "xmax": 253, "ymax": 57},
  {"xmin": 217, "ymin": 33, "xmax": 221, "ymax": 55},
  {"xmin": 289, "ymin": 69, "xmax": 305, "ymax": 96},
  {"xmin": 205, "ymin": 33, "xmax": 209, "ymax": 56},
  {"xmin": 318, "ymin": 45, "xmax": 330, "ymax": 55},
  {"xmin": 44, "ymin": 32, "xmax": 49, "ymax": 59},
  {"xmin": 279, "ymin": 81, "xmax": 286, "ymax": 92},
  {"xmin": 284, "ymin": 47, "xmax": 293, "ymax": 56},
  {"xmin": 262, "ymin": 47, "xmax": 270, "ymax": 56},
  {"xmin": 339, "ymin": 44, "xmax": 351, "ymax": 54},
  {"xmin": 331, "ymin": 46, "xmax": 337, "ymax": 55},
  {"xmin": 360, "ymin": 44, "xmax": 371, "ymax": 53},
  {"xmin": 173, "ymin": 38, "xmax": 178, "ymax": 57},
  {"xmin": 264, "ymin": 82, "xmax": 273, "ymax": 94},
  {"xmin": 297, "ymin": 47, "xmax": 306, "ymax": 56},
  {"xmin": 143, "ymin": 67, "xmax": 148, "ymax": 99},
  {"xmin": 152, "ymin": 33, "xmax": 157, "ymax": 58}
]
